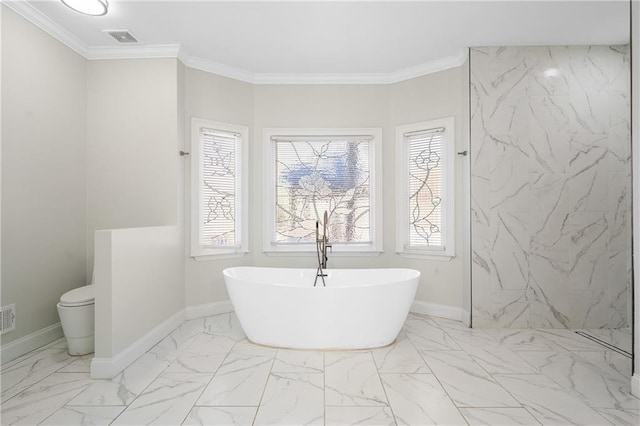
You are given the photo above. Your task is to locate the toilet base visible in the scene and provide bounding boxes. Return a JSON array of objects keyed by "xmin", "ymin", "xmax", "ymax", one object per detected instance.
[
  {"xmin": 57, "ymin": 302, "xmax": 95, "ymax": 356},
  {"xmin": 66, "ymin": 335, "xmax": 94, "ymax": 356}
]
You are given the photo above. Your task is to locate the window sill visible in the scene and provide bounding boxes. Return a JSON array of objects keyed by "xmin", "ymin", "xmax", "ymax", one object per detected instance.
[
  {"xmin": 192, "ymin": 251, "xmax": 248, "ymax": 262},
  {"xmin": 396, "ymin": 251, "xmax": 455, "ymax": 262},
  {"xmin": 264, "ymin": 249, "xmax": 382, "ymax": 257}
]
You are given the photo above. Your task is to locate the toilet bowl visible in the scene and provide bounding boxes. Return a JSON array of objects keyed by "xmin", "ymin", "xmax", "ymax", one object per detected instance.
[{"xmin": 57, "ymin": 284, "xmax": 95, "ymax": 356}]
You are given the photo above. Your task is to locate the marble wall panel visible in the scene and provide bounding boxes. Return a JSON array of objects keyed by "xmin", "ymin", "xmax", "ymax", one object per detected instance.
[
  {"xmin": 490, "ymin": 211, "xmax": 530, "ymax": 291},
  {"xmin": 471, "ymin": 46, "xmax": 631, "ymax": 329}
]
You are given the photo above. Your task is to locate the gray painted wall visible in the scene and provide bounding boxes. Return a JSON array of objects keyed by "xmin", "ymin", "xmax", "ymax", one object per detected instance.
[
  {"xmin": 1, "ymin": 7, "xmax": 87, "ymax": 345},
  {"xmin": 184, "ymin": 67, "xmax": 468, "ymax": 311}
]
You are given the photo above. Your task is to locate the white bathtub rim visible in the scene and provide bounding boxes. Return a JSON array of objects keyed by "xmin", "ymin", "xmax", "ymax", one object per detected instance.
[{"xmin": 223, "ymin": 266, "xmax": 421, "ymax": 289}]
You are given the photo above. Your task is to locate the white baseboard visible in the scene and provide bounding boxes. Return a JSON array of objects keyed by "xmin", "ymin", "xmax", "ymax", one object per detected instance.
[
  {"xmin": 90, "ymin": 301, "xmax": 235, "ymax": 379},
  {"xmin": 632, "ymin": 373, "xmax": 640, "ymax": 399},
  {"xmin": 185, "ymin": 300, "xmax": 234, "ymax": 320},
  {"xmin": 461, "ymin": 310, "xmax": 471, "ymax": 327},
  {"xmin": 90, "ymin": 309, "xmax": 185, "ymax": 379},
  {"xmin": 1, "ymin": 323, "xmax": 64, "ymax": 365},
  {"xmin": 410, "ymin": 300, "xmax": 466, "ymax": 323}
]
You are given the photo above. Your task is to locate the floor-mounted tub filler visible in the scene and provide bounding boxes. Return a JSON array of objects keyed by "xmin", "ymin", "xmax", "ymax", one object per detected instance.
[{"xmin": 223, "ymin": 266, "xmax": 420, "ymax": 350}]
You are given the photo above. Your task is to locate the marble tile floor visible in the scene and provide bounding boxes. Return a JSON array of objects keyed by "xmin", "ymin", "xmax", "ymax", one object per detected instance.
[{"xmin": 1, "ymin": 313, "xmax": 638, "ymax": 426}]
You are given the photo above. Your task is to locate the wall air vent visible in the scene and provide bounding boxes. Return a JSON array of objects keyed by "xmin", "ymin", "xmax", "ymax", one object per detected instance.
[
  {"xmin": 0, "ymin": 304, "xmax": 16, "ymax": 334},
  {"xmin": 104, "ymin": 29, "xmax": 138, "ymax": 43}
]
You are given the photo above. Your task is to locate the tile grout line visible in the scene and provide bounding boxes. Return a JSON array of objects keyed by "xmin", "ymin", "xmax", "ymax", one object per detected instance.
[
  {"xmin": 448, "ymin": 330, "xmax": 549, "ymax": 423},
  {"xmin": 373, "ymin": 347, "xmax": 400, "ymax": 425},
  {"xmin": 106, "ymin": 322, "xmax": 200, "ymax": 425},
  {"xmin": 0, "ymin": 347, "xmax": 78, "ymax": 406},
  {"xmin": 423, "ymin": 316, "xmax": 548, "ymax": 424},
  {"xmin": 417, "ymin": 335, "xmax": 474, "ymax": 425},
  {"xmin": 175, "ymin": 326, "xmax": 230, "ymax": 424},
  {"xmin": 251, "ymin": 346, "xmax": 277, "ymax": 425}
]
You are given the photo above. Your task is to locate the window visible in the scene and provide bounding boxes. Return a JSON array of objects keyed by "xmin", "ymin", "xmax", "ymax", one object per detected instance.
[
  {"xmin": 396, "ymin": 117, "xmax": 455, "ymax": 259},
  {"xmin": 190, "ymin": 118, "xmax": 248, "ymax": 259},
  {"xmin": 264, "ymin": 128, "xmax": 383, "ymax": 254}
]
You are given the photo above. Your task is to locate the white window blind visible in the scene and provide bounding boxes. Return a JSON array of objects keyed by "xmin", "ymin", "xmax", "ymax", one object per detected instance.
[
  {"xmin": 191, "ymin": 118, "xmax": 248, "ymax": 259},
  {"xmin": 407, "ymin": 127, "xmax": 445, "ymax": 248},
  {"xmin": 200, "ymin": 127, "xmax": 239, "ymax": 248},
  {"xmin": 273, "ymin": 136, "xmax": 372, "ymax": 244},
  {"xmin": 396, "ymin": 118, "xmax": 454, "ymax": 258}
]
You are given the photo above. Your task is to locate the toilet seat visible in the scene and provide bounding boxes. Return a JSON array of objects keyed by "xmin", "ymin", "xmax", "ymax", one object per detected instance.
[{"xmin": 59, "ymin": 285, "xmax": 95, "ymax": 307}]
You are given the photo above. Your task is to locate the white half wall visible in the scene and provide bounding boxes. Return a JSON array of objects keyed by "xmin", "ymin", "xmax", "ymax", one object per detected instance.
[{"xmin": 92, "ymin": 226, "xmax": 183, "ymax": 378}]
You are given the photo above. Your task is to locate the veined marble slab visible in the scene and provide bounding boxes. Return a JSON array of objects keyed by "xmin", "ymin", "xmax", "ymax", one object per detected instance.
[
  {"xmin": 325, "ymin": 352, "xmax": 387, "ymax": 406},
  {"xmin": 254, "ymin": 373, "xmax": 324, "ymax": 425},
  {"xmin": 380, "ymin": 373, "xmax": 466, "ymax": 425},
  {"xmin": 1, "ymin": 373, "xmax": 92, "ymax": 425},
  {"xmin": 111, "ymin": 373, "xmax": 211, "ymax": 425},
  {"xmin": 471, "ymin": 45, "xmax": 631, "ymax": 329},
  {"xmin": 182, "ymin": 407, "xmax": 258, "ymax": 426},
  {"xmin": 419, "ymin": 350, "xmax": 520, "ymax": 408},
  {"xmin": 494, "ymin": 374, "xmax": 612, "ymax": 425}
]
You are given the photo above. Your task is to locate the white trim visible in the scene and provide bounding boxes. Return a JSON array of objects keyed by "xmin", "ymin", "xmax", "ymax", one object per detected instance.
[
  {"xmin": 397, "ymin": 252, "xmax": 454, "ymax": 262},
  {"xmin": 191, "ymin": 49, "xmax": 468, "ymax": 85},
  {"xmin": 193, "ymin": 252, "xmax": 247, "ymax": 262},
  {"xmin": 1, "ymin": 323, "xmax": 63, "ymax": 365},
  {"xmin": 185, "ymin": 301, "xmax": 234, "ymax": 320},
  {"xmin": 461, "ymin": 310, "xmax": 471, "ymax": 327},
  {"xmin": 186, "ymin": 56, "xmax": 255, "ymax": 84},
  {"xmin": 3, "ymin": 0, "xmax": 88, "ymax": 58},
  {"xmin": 385, "ymin": 50, "xmax": 469, "ymax": 84},
  {"xmin": 86, "ymin": 44, "xmax": 182, "ymax": 60},
  {"xmin": 90, "ymin": 309, "xmax": 185, "ymax": 379},
  {"xmin": 2, "ymin": 1, "xmax": 466, "ymax": 84},
  {"xmin": 264, "ymin": 250, "xmax": 382, "ymax": 257},
  {"xmin": 190, "ymin": 118, "xmax": 249, "ymax": 259},
  {"xmin": 263, "ymin": 127, "xmax": 383, "ymax": 254},
  {"xmin": 395, "ymin": 117, "xmax": 456, "ymax": 258},
  {"xmin": 410, "ymin": 300, "xmax": 466, "ymax": 324},
  {"xmin": 632, "ymin": 374, "xmax": 640, "ymax": 399}
]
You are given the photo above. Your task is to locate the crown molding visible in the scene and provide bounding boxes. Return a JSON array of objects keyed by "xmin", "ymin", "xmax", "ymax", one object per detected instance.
[
  {"xmin": 87, "ymin": 44, "xmax": 182, "ymax": 60},
  {"xmin": 3, "ymin": 0, "xmax": 89, "ymax": 58},
  {"xmin": 185, "ymin": 56, "xmax": 255, "ymax": 84},
  {"xmin": 5, "ymin": 0, "xmax": 467, "ymax": 84},
  {"xmin": 186, "ymin": 50, "xmax": 467, "ymax": 85},
  {"xmin": 253, "ymin": 72, "xmax": 392, "ymax": 85},
  {"xmin": 385, "ymin": 49, "xmax": 469, "ymax": 84}
]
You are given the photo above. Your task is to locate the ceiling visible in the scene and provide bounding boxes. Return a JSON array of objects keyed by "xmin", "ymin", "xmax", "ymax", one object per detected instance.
[{"xmin": 7, "ymin": 0, "xmax": 631, "ymax": 83}]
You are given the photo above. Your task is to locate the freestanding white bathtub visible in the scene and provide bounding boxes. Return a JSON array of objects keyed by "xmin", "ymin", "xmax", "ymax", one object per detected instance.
[{"xmin": 223, "ymin": 267, "xmax": 420, "ymax": 350}]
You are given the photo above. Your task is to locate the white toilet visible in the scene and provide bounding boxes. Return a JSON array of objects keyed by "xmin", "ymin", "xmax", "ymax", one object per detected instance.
[{"xmin": 57, "ymin": 284, "xmax": 95, "ymax": 356}]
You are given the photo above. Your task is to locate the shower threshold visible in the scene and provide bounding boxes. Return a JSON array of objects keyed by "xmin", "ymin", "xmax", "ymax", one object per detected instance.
[{"xmin": 575, "ymin": 328, "xmax": 632, "ymax": 358}]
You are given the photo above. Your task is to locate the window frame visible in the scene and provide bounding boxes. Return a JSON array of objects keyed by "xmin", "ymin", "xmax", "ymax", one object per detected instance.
[
  {"xmin": 395, "ymin": 117, "xmax": 455, "ymax": 260},
  {"xmin": 190, "ymin": 118, "xmax": 249, "ymax": 260},
  {"xmin": 263, "ymin": 127, "xmax": 383, "ymax": 255}
]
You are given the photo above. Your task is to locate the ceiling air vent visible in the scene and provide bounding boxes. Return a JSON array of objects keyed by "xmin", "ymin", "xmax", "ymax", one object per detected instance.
[{"xmin": 104, "ymin": 29, "xmax": 138, "ymax": 43}]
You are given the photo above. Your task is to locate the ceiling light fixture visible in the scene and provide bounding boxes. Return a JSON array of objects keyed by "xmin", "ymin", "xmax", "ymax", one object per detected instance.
[{"xmin": 61, "ymin": 0, "xmax": 109, "ymax": 16}]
